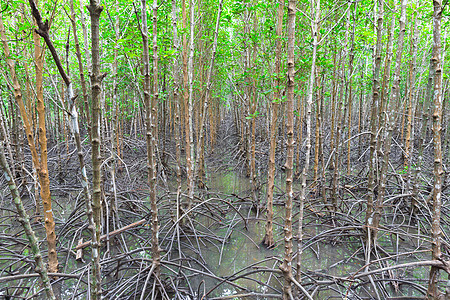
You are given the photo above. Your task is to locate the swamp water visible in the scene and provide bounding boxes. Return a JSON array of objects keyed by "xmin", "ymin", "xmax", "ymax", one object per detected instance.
[
  {"xmin": 181, "ymin": 171, "xmax": 432, "ymax": 299},
  {"xmin": 0, "ymin": 168, "xmax": 433, "ymax": 299}
]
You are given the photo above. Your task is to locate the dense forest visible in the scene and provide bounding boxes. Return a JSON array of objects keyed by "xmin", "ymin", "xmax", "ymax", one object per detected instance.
[{"xmin": 0, "ymin": 0, "xmax": 449, "ymax": 298}]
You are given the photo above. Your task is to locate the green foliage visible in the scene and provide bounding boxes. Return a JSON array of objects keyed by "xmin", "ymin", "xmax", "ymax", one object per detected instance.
[{"xmin": 245, "ymin": 110, "xmax": 260, "ymax": 119}]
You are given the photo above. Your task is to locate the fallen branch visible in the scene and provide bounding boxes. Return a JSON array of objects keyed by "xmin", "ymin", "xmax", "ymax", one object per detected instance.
[{"xmin": 76, "ymin": 219, "xmax": 146, "ymax": 250}]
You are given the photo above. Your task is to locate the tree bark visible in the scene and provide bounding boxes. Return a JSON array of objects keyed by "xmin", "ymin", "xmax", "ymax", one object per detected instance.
[
  {"xmin": 263, "ymin": 0, "xmax": 283, "ymax": 249},
  {"xmin": 427, "ymin": 0, "xmax": 444, "ymax": 297},
  {"xmin": 365, "ymin": 0, "xmax": 383, "ymax": 244},
  {"xmin": 297, "ymin": 0, "xmax": 319, "ymax": 281},
  {"xmin": 249, "ymin": 9, "xmax": 259, "ymax": 210},
  {"xmin": 372, "ymin": 7, "xmax": 395, "ymax": 238},
  {"xmin": 140, "ymin": 0, "xmax": 161, "ymax": 279},
  {"xmin": 171, "ymin": 0, "xmax": 183, "ymax": 224},
  {"xmin": 346, "ymin": 6, "xmax": 356, "ymax": 176},
  {"xmin": 87, "ymin": 0, "xmax": 105, "ymax": 297},
  {"xmin": 181, "ymin": 0, "xmax": 194, "ymax": 218},
  {"xmin": 280, "ymin": 0, "xmax": 295, "ymax": 297},
  {"xmin": 151, "ymin": 0, "xmax": 161, "ymax": 278}
]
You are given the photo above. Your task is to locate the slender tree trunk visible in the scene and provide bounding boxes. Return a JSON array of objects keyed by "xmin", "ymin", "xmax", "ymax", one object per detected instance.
[
  {"xmin": 151, "ymin": 0, "xmax": 161, "ymax": 277},
  {"xmin": 108, "ymin": 1, "xmax": 120, "ymax": 226},
  {"xmin": 346, "ymin": 6, "xmax": 356, "ymax": 175},
  {"xmin": 331, "ymin": 58, "xmax": 344, "ymax": 212},
  {"xmin": 171, "ymin": 0, "xmax": 183, "ymax": 223},
  {"xmin": 404, "ymin": 17, "xmax": 419, "ymax": 214},
  {"xmin": 372, "ymin": 8, "xmax": 396, "ymax": 238},
  {"xmin": 6, "ymin": 97, "xmax": 18, "ymax": 179},
  {"xmin": 319, "ymin": 84, "xmax": 326, "ymax": 204},
  {"xmin": 296, "ymin": 0, "xmax": 318, "ymax": 283},
  {"xmin": 427, "ymin": 0, "xmax": 444, "ymax": 297},
  {"xmin": 329, "ymin": 50, "xmax": 337, "ymax": 161},
  {"xmin": 21, "ymin": 29, "xmax": 31, "ymax": 185},
  {"xmin": 358, "ymin": 67, "xmax": 364, "ymax": 157},
  {"xmin": 415, "ymin": 80, "xmax": 432, "ymax": 203},
  {"xmin": 404, "ymin": 19, "xmax": 416, "ymax": 168},
  {"xmin": 186, "ymin": 0, "xmax": 196, "ymax": 214},
  {"xmin": 69, "ymin": 0, "xmax": 90, "ymax": 136},
  {"xmin": 87, "ymin": 0, "xmax": 105, "ymax": 297},
  {"xmin": 209, "ymin": 96, "xmax": 217, "ymax": 151},
  {"xmin": 295, "ymin": 94, "xmax": 304, "ymax": 179},
  {"xmin": 242, "ymin": 10, "xmax": 251, "ymax": 178},
  {"xmin": 365, "ymin": 0, "xmax": 383, "ymax": 244},
  {"xmin": 330, "ymin": 49, "xmax": 346, "ymax": 212},
  {"xmin": 140, "ymin": 0, "xmax": 161, "ymax": 279},
  {"xmin": 263, "ymin": 0, "xmax": 283, "ymax": 249},
  {"xmin": 388, "ymin": 0, "xmax": 407, "ymax": 142},
  {"xmin": 280, "ymin": 0, "xmax": 296, "ymax": 297},
  {"xmin": 313, "ymin": 75, "xmax": 321, "ymax": 182},
  {"xmin": 32, "ymin": 6, "xmax": 59, "ymax": 275},
  {"xmin": 249, "ymin": 10, "xmax": 258, "ymax": 210},
  {"xmin": 196, "ymin": 0, "xmax": 223, "ymax": 188},
  {"xmin": 181, "ymin": 0, "xmax": 194, "ymax": 217}
]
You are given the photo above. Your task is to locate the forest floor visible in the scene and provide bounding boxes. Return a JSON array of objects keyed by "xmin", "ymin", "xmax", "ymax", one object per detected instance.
[{"xmin": 0, "ymin": 112, "xmax": 449, "ymax": 299}]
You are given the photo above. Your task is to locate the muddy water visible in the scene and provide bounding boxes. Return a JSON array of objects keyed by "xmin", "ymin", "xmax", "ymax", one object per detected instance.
[
  {"xmin": 192, "ymin": 171, "xmax": 431, "ymax": 299},
  {"xmin": 192, "ymin": 171, "xmax": 360, "ymax": 298},
  {"xmin": 195, "ymin": 218, "xmax": 363, "ymax": 298},
  {"xmin": 0, "ymin": 167, "xmax": 432, "ymax": 299}
]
